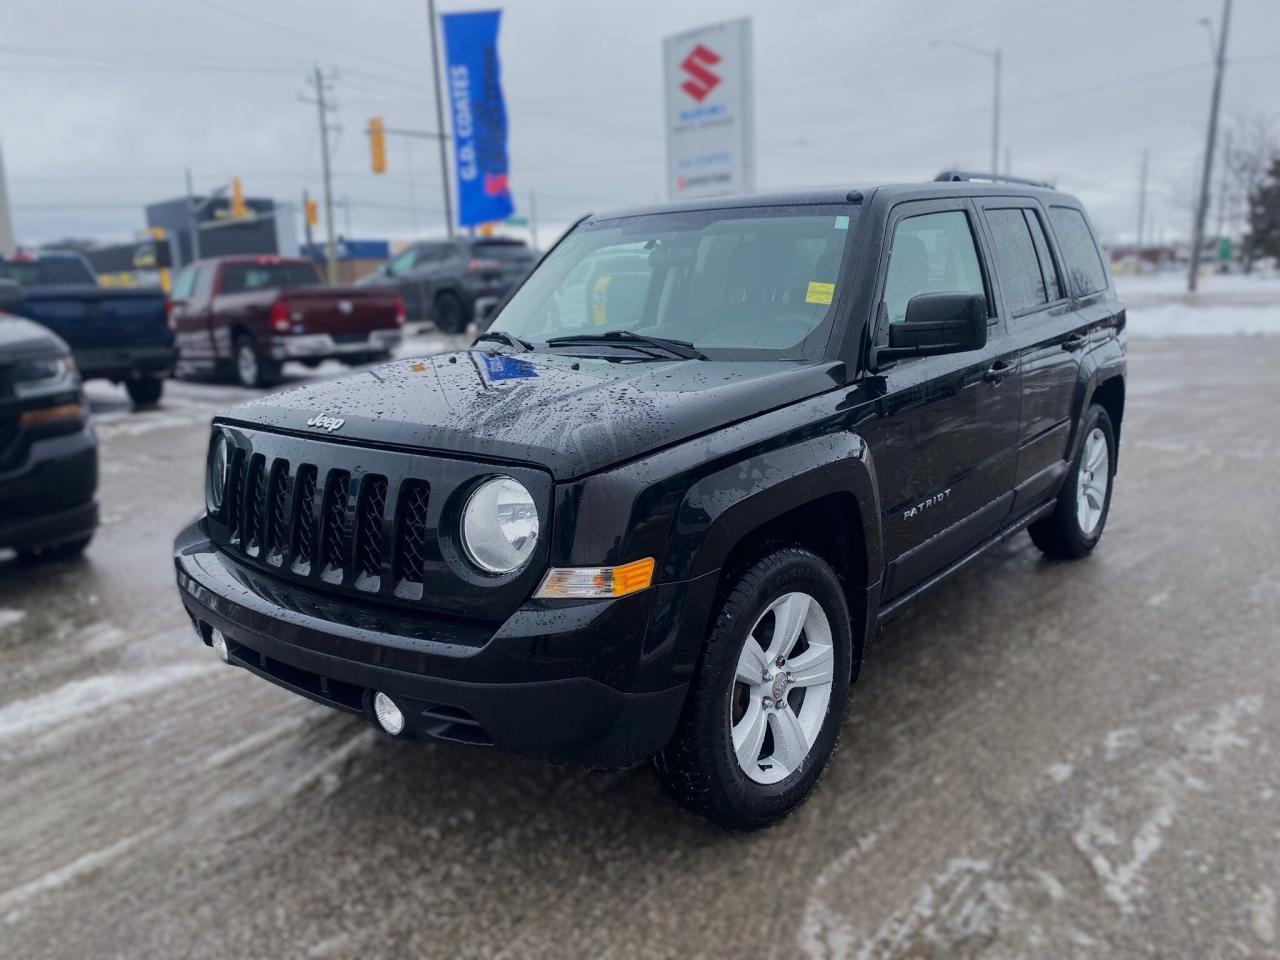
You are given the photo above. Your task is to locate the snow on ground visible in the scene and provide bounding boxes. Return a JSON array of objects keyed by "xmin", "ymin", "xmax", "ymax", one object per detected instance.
[{"xmin": 1115, "ymin": 272, "xmax": 1280, "ymax": 337}]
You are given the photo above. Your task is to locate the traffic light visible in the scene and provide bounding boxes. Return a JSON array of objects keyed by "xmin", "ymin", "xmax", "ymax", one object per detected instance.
[
  {"xmin": 230, "ymin": 177, "xmax": 247, "ymax": 218},
  {"xmin": 305, "ymin": 198, "xmax": 318, "ymax": 227},
  {"xmin": 369, "ymin": 117, "xmax": 387, "ymax": 175}
]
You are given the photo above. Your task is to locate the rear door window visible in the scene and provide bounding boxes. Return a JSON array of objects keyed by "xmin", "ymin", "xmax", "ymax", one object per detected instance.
[
  {"xmin": 985, "ymin": 208, "xmax": 1047, "ymax": 315},
  {"xmin": 1025, "ymin": 210, "xmax": 1062, "ymax": 302},
  {"xmin": 883, "ymin": 210, "xmax": 986, "ymax": 325},
  {"xmin": 1049, "ymin": 206, "xmax": 1109, "ymax": 296}
]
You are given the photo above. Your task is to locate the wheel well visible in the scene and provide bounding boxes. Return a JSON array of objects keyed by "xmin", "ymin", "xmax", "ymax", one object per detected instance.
[
  {"xmin": 1092, "ymin": 376, "xmax": 1125, "ymax": 444},
  {"xmin": 718, "ymin": 492, "xmax": 869, "ymax": 624},
  {"xmin": 230, "ymin": 324, "xmax": 253, "ymax": 348}
]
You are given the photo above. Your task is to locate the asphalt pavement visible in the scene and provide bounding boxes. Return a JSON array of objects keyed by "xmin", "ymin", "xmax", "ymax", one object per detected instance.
[{"xmin": 1, "ymin": 335, "xmax": 1278, "ymax": 959}]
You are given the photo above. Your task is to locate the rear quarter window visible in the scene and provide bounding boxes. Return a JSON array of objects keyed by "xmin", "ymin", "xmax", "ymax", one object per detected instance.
[{"xmin": 1049, "ymin": 206, "xmax": 1109, "ymax": 296}]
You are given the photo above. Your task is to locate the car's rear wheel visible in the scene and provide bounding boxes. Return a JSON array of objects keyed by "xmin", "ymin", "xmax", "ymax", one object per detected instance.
[
  {"xmin": 234, "ymin": 334, "xmax": 280, "ymax": 388},
  {"xmin": 19, "ymin": 534, "xmax": 92, "ymax": 563},
  {"xmin": 125, "ymin": 376, "xmax": 164, "ymax": 409},
  {"xmin": 434, "ymin": 292, "xmax": 468, "ymax": 334},
  {"xmin": 655, "ymin": 546, "xmax": 852, "ymax": 830},
  {"xmin": 1030, "ymin": 404, "xmax": 1116, "ymax": 559}
]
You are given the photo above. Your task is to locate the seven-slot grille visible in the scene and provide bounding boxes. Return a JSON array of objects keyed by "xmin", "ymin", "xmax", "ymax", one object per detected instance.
[{"xmin": 218, "ymin": 447, "xmax": 430, "ymax": 596}]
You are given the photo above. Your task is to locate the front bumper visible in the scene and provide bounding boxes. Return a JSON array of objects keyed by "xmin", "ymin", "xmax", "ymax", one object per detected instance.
[
  {"xmin": 174, "ymin": 522, "xmax": 713, "ymax": 767},
  {"xmin": 269, "ymin": 330, "xmax": 402, "ymax": 361},
  {"xmin": 74, "ymin": 343, "xmax": 176, "ymax": 381},
  {"xmin": 0, "ymin": 421, "xmax": 99, "ymax": 551}
]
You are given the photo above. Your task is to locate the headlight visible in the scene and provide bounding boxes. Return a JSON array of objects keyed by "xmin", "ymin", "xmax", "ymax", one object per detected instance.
[
  {"xmin": 206, "ymin": 432, "xmax": 232, "ymax": 514},
  {"xmin": 461, "ymin": 476, "xmax": 539, "ymax": 574},
  {"xmin": 13, "ymin": 355, "xmax": 78, "ymax": 399}
]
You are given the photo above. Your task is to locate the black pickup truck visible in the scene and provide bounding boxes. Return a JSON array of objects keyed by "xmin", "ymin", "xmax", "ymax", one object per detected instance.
[
  {"xmin": 174, "ymin": 172, "xmax": 1126, "ymax": 830},
  {"xmin": 0, "ymin": 251, "xmax": 175, "ymax": 408}
]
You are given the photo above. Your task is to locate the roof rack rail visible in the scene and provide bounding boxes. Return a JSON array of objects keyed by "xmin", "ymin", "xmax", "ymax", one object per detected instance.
[{"xmin": 934, "ymin": 170, "xmax": 1053, "ymax": 188}]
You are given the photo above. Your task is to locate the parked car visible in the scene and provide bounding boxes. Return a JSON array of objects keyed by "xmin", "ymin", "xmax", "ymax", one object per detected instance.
[
  {"xmin": 173, "ymin": 172, "xmax": 1126, "ymax": 830},
  {"xmin": 1, "ymin": 280, "xmax": 98, "ymax": 561},
  {"xmin": 169, "ymin": 256, "xmax": 405, "ymax": 388},
  {"xmin": 0, "ymin": 250, "xmax": 174, "ymax": 409},
  {"xmin": 358, "ymin": 237, "xmax": 537, "ymax": 333}
]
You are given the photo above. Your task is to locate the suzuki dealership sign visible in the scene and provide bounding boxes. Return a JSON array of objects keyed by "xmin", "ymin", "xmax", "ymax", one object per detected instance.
[
  {"xmin": 663, "ymin": 18, "xmax": 755, "ymax": 200},
  {"xmin": 442, "ymin": 10, "xmax": 514, "ymax": 227}
]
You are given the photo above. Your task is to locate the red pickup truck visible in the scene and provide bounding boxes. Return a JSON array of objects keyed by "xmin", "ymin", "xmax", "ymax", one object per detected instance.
[{"xmin": 170, "ymin": 256, "xmax": 404, "ymax": 387}]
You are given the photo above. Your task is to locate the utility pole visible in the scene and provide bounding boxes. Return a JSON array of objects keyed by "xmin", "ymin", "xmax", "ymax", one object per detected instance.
[
  {"xmin": 302, "ymin": 66, "xmax": 340, "ymax": 284},
  {"xmin": 529, "ymin": 191, "xmax": 539, "ymax": 250},
  {"xmin": 1136, "ymin": 149, "xmax": 1149, "ymax": 273},
  {"xmin": 426, "ymin": 0, "xmax": 455, "ymax": 237},
  {"xmin": 0, "ymin": 135, "xmax": 15, "ymax": 256},
  {"xmin": 1188, "ymin": 0, "xmax": 1232, "ymax": 292},
  {"xmin": 991, "ymin": 48, "xmax": 1002, "ymax": 175}
]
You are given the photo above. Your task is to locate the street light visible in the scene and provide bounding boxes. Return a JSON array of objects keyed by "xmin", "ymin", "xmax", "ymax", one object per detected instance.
[{"xmin": 931, "ymin": 40, "xmax": 1001, "ymax": 175}]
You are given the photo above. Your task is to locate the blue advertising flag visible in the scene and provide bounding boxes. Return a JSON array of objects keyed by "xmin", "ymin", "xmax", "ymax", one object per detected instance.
[{"xmin": 441, "ymin": 10, "xmax": 514, "ymax": 228}]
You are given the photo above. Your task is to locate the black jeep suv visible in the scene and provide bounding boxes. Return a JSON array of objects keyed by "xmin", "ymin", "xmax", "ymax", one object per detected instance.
[{"xmin": 174, "ymin": 173, "xmax": 1126, "ymax": 829}]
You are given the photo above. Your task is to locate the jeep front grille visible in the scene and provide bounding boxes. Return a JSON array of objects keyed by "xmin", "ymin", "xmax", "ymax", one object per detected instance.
[
  {"xmin": 216, "ymin": 456, "xmax": 432, "ymax": 596},
  {"xmin": 205, "ymin": 427, "xmax": 547, "ymax": 617}
]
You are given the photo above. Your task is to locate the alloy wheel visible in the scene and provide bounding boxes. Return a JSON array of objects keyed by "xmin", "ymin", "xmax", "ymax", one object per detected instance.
[
  {"xmin": 237, "ymin": 343, "xmax": 259, "ymax": 386},
  {"xmin": 1076, "ymin": 426, "xmax": 1109, "ymax": 536},
  {"xmin": 730, "ymin": 591, "xmax": 835, "ymax": 785}
]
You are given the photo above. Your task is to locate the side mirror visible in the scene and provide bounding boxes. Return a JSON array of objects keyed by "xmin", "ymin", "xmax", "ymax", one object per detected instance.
[
  {"xmin": 880, "ymin": 292, "xmax": 987, "ymax": 361},
  {"xmin": 0, "ymin": 279, "xmax": 24, "ymax": 314}
]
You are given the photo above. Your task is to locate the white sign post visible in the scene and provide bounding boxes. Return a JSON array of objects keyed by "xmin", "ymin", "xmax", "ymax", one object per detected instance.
[{"xmin": 663, "ymin": 18, "xmax": 755, "ymax": 201}]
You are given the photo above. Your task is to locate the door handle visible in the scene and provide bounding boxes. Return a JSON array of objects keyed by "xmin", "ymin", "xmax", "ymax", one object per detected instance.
[
  {"xmin": 1062, "ymin": 333, "xmax": 1088, "ymax": 351},
  {"xmin": 984, "ymin": 359, "xmax": 1015, "ymax": 384}
]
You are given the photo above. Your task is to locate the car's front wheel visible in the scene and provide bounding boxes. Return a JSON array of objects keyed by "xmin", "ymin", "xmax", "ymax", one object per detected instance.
[
  {"xmin": 125, "ymin": 376, "xmax": 164, "ymax": 408},
  {"xmin": 433, "ymin": 292, "xmax": 468, "ymax": 334},
  {"xmin": 655, "ymin": 546, "xmax": 852, "ymax": 830}
]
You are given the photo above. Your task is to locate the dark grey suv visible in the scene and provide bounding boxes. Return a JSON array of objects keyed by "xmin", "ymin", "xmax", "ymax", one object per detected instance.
[{"xmin": 358, "ymin": 237, "xmax": 537, "ymax": 333}]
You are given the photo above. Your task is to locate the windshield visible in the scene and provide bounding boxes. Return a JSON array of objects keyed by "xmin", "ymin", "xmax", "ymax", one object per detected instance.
[
  {"xmin": 220, "ymin": 262, "xmax": 321, "ymax": 293},
  {"xmin": 489, "ymin": 205, "xmax": 856, "ymax": 360},
  {"xmin": 0, "ymin": 256, "xmax": 96, "ymax": 287}
]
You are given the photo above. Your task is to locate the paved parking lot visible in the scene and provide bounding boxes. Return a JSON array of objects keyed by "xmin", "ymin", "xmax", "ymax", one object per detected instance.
[{"xmin": 1, "ymin": 334, "xmax": 1278, "ymax": 959}]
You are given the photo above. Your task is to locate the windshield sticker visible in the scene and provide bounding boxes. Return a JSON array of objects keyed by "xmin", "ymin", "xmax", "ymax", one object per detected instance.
[
  {"xmin": 834, "ymin": 215, "xmax": 849, "ymax": 230},
  {"xmin": 480, "ymin": 353, "xmax": 539, "ymax": 382},
  {"xmin": 805, "ymin": 281, "xmax": 835, "ymax": 305}
]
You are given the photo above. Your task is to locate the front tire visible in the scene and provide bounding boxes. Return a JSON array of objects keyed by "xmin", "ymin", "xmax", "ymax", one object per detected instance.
[
  {"xmin": 1029, "ymin": 404, "xmax": 1116, "ymax": 559},
  {"xmin": 655, "ymin": 546, "xmax": 852, "ymax": 830}
]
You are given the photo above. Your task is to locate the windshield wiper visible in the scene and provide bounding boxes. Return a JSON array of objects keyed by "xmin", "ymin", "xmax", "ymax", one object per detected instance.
[
  {"xmin": 473, "ymin": 330, "xmax": 533, "ymax": 352},
  {"xmin": 545, "ymin": 329, "xmax": 707, "ymax": 361}
]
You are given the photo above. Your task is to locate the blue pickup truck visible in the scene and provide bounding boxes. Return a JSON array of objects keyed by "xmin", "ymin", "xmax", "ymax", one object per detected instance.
[{"xmin": 0, "ymin": 251, "xmax": 175, "ymax": 409}]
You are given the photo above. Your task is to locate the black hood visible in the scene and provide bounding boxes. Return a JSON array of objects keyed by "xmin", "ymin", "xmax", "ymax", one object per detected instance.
[
  {"xmin": 0, "ymin": 313, "xmax": 71, "ymax": 361},
  {"xmin": 220, "ymin": 350, "xmax": 847, "ymax": 480}
]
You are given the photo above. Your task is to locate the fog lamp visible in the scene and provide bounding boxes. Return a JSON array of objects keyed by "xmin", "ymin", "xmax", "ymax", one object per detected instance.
[
  {"xmin": 373, "ymin": 692, "xmax": 405, "ymax": 735},
  {"xmin": 210, "ymin": 628, "xmax": 231, "ymax": 664}
]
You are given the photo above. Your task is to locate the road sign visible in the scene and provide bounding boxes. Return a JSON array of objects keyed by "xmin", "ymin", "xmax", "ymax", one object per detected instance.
[{"xmin": 663, "ymin": 18, "xmax": 755, "ymax": 200}]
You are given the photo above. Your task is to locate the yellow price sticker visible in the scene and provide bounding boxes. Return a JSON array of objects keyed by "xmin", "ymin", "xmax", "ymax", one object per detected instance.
[{"xmin": 805, "ymin": 281, "xmax": 835, "ymax": 305}]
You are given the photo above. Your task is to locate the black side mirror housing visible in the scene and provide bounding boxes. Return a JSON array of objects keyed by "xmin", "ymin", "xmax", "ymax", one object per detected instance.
[
  {"xmin": 0, "ymin": 279, "xmax": 24, "ymax": 314},
  {"xmin": 879, "ymin": 292, "xmax": 987, "ymax": 362}
]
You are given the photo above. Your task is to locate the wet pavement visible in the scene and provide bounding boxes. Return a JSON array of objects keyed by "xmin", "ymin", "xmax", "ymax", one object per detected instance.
[{"xmin": 1, "ymin": 335, "xmax": 1278, "ymax": 959}]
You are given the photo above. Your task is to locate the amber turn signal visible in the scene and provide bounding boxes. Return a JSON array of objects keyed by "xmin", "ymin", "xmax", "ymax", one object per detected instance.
[{"xmin": 534, "ymin": 557, "xmax": 656, "ymax": 599}]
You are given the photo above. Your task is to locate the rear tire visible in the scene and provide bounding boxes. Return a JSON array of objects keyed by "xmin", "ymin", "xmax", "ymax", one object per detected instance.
[
  {"xmin": 234, "ymin": 334, "xmax": 280, "ymax": 388},
  {"xmin": 433, "ymin": 292, "xmax": 468, "ymax": 334},
  {"xmin": 125, "ymin": 376, "xmax": 164, "ymax": 409},
  {"xmin": 1029, "ymin": 404, "xmax": 1116, "ymax": 559},
  {"xmin": 19, "ymin": 534, "xmax": 92, "ymax": 563},
  {"xmin": 655, "ymin": 546, "xmax": 852, "ymax": 830}
]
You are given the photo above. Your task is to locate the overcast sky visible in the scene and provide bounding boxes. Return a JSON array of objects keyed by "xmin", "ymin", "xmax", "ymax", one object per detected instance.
[{"xmin": 2, "ymin": 0, "xmax": 1277, "ymax": 248}]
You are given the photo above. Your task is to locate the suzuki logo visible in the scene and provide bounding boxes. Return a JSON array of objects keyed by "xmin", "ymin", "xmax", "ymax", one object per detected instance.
[
  {"xmin": 306, "ymin": 414, "xmax": 345, "ymax": 433},
  {"xmin": 679, "ymin": 44, "xmax": 721, "ymax": 102}
]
